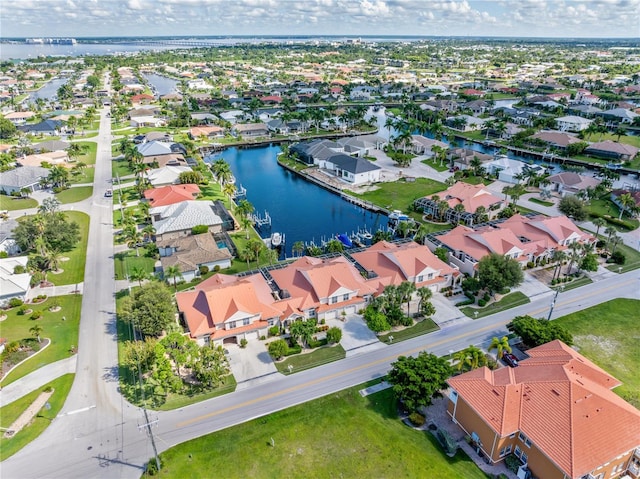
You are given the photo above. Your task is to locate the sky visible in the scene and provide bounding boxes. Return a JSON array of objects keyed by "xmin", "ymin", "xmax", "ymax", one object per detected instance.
[{"xmin": 1, "ymin": 0, "xmax": 639, "ymax": 39}]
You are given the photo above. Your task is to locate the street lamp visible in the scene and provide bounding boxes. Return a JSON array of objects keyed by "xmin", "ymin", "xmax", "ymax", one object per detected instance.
[
  {"xmin": 474, "ymin": 311, "xmax": 479, "ymax": 319},
  {"xmin": 388, "ymin": 335, "xmax": 394, "ymax": 344},
  {"xmin": 618, "ymin": 266, "xmax": 622, "ymax": 274},
  {"xmin": 547, "ymin": 285, "xmax": 564, "ymax": 321}
]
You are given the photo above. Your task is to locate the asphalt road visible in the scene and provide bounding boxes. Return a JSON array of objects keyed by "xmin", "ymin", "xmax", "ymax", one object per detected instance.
[{"xmin": 1, "ymin": 90, "xmax": 638, "ymax": 478}]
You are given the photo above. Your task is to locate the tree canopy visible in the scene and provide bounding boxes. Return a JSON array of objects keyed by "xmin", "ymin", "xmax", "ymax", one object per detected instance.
[
  {"xmin": 507, "ymin": 315, "xmax": 573, "ymax": 347},
  {"xmin": 13, "ymin": 210, "xmax": 80, "ymax": 253},
  {"xmin": 121, "ymin": 282, "xmax": 176, "ymax": 337},
  {"xmin": 558, "ymin": 195, "xmax": 588, "ymax": 222},
  {"xmin": 388, "ymin": 351, "xmax": 452, "ymax": 412},
  {"xmin": 477, "ymin": 253, "xmax": 524, "ymax": 294}
]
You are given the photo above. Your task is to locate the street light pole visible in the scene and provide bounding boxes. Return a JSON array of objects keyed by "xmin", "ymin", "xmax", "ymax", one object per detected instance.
[{"xmin": 547, "ymin": 286, "xmax": 564, "ymax": 321}]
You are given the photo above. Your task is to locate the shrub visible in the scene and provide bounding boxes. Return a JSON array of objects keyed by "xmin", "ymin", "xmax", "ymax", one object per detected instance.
[
  {"xmin": 191, "ymin": 224, "xmax": 209, "ymax": 235},
  {"xmin": 611, "ymin": 251, "xmax": 626, "ymax": 265},
  {"xmin": 483, "ymin": 292, "xmax": 490, "ymax": 301},
  {"xmin": 526, "ymin": 261, "xmax": 534, "ymax": 269},
  {"xmin": 437, "ymin": 429, "xmax": 458, "ymax": 455},
  {"xmin": 259, "ymin": 335, "xmax": 266, "ymax": 341},
  {"xmin": 30, "ymin": 310, "xmax": 43, "ymax": 320},
  {"xmin": 213, "ymin": 265, "xmax": 221, "ymax": 273},
  {"xmin": 13, "ymin": 265, "xmax": 26, "ymax": 274},
  {"xmin": 17, "ymin": 306, "xmax": 28, "ymax": 315},
  {"xmin": 198, "ymin": 265, "xmax": 209, "ymax": 275},
  {"xmin": 4, "ymin": 340, "xmax": 20, "ymax": 354},
  {"xmin": 268, "ymin": 325, "xmax": 280, "ymax": 337},
  {"xmin": 464, "ymin": 291, "xmax": 475, "ymax": 300},
  {"xmin": 499, "ymin": 287, "xmax": 510, "ymax": 294},
  {"xmin": 478, "ymin": 299, "xmax": 487, "ymax": 307},
  {"xmin": 326, "ymin": 326, "xmax": 342, "ymax": 344},
  {"xmin": 268, "ymin": 339, "xmax": 289, "ymax": 360},
  {"xmin": 456, "ymin": 299, "xmax": 475, "ymax": 307},
  {"xmin": 485, "ymin": 354, "xmax": 498, "ymax": 370},
  {"xmin": 144, "ymin": 458, "xmax": 162, "ymax": 476},
  {"xmin": 239, "ymin": 338, "xmax": 248, "ymax": 349},
  {"xmin": 596, "ymin": 240, "xmax": 606, "ymax": 248},
  {"xmin": 505, "ymin": 455, "xmax": 521, "ymax": 474},
  {"xmin": 408, "ymin": 412, "xmax": 425, "ymax": 426},
  {"xmin": 8, "ymin": 298, "xmax": 24, "ymax": 308}
]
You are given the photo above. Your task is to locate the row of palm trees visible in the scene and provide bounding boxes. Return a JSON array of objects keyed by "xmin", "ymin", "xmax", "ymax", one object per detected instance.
[{"xmin": 452, "ymin": 336, "xmax": 511, "ymax": 372}]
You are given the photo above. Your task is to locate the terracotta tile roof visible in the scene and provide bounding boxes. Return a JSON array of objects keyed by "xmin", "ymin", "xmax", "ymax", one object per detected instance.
[
  {"xmin": 447, "ymin": 340, "xmax": 640, "ymax": 478},
  {"xmin": 428, "ymin": 182, "xmax": 503, "ymax": 214},
  {"xmin": 501, "ymin": 214, "xmax": 594, "ymax": 246},
  {"xmin": 143, "ymin": 184, "xmax": 200, "ymax": 207}
]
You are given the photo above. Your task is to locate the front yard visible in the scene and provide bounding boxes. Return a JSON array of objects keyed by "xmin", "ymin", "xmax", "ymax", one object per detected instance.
[{"xmin": 347, "ymin": 177, "xmax": 446, "ymax": 213}]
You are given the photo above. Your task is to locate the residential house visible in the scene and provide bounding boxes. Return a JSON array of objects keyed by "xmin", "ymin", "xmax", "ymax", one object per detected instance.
[
  {"xmin": 137, "ymin": 141, "xmax": 186, "ymax": 167},
  {"xmin": 146, "ymin": 165, "xmax": 192, "ymax": 187},
  {"xmin": 448, "ymin": 148, "xmax": 493, "ymax": 170},
  {"xmin": 143, "ymin": 184, "xmax": 200, "ymax": 207},
  {"xmin": 410, "ymin": 136, "xmax": 448, "ymax": 156},
  {"xmin": 0, "ymin": 219, "xmax": 20, "ymax": 256},
  {"xmin": 219, "ymin": 110, "xmax": 245, "ymax": 124},
  {"xmin": 599, "ymin": 108, "xmax": 639, "ymax": 125},
  {"xmin": 545, "ymin": 172, "xmax": 601, "ymax": 197},
  {"xmin": 3, "ymin": 111, "xmax": 36, "ymax": 125},
  {"xmin": 446, "ymin": 340, "xmax": 640, "ymax": 479},
  {"xmin": 350, "ymin": 240, "xmax": 459, "ymax": 293},
  {"xmin": 585, "ymin": 140, "xmax": 638, "ymax": 162},
  {"xmin": 129, "ymin": 116, "xmax": 166, "ymax": 128},
  {"xmin": 150, "ymin": 200, "xmax": 223, "ymax": 241},
  {"xmin": 189, "ymin": 125, "xmax": 225, "ymax": 140},
  {"xmin": 0, "ymin": 256, "xmax": 31, "ymax": 306},
  {"xmin": 611, "ymin": 189, "xmax": 640, "ymax": 216},
  {"xmin": 158, "ymin": 233, "xmax": 232, "ymax": 282},
  {"xmin": 232, "ymin": 123, "xmax": 269, "ymax": 138},
  {"xmin": 18, "ymin": 119, "xmax": 62, "ymax": 136},
  {"xmin": 464, "ymin": 100, "xmax": 490, "ymax": 115},
  {"xmin": 32, "ymin": 140, "xmax": 70, "ymax": 153},
  {"xmin": 554, "ymin": 115, "xmax": 592, "ymax": 132},
  {"xmin": 322, "ymin": 153, "xmax": 382, "ymax": 185},
  {"xmin": 175, "ymin": 272, "xmax": 282, "ymax": 345},
  {"xmin": 290, "ymin": 139, "xmax": 342, "ymax": 166},
  {"xmin": 18, "ymin": 150, "xmax": 70, "ymax": 168},
  {"xmin": 530, "ymin": 130, "xmax": 583, "ymax": 150},
  {"xmin": 0, "ymin": 166, "xmax": 49, "ymax": 194},
  {"xmin": 484, "ymin": 155, "xmax": 544, "ymax": 184},
  {"xmin": 447, "ymin": 114, "xmax": 487, "ymax": 131},
  {"xmin": 336, "ymin": 135, "xmax": 386, "ymax": 156}
]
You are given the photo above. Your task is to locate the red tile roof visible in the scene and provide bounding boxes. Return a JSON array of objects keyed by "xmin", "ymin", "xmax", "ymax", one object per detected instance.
[
  {"xmin": 448, "ymin": 340, "xmax": 640, "ymax": 478},
  {"xmin": 143, "ymin": 184, "xmax": 200, "ymax": 207}
]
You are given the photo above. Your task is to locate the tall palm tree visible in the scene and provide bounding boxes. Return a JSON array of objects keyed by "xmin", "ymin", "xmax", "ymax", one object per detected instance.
[
  {"xmin": 222, "ymin": 182, "xmax": 236, "ymax": 206},
  {"xmin": 464, "ymin": 345, "xmax": 485, "ymax": 370},
  {"xmin": 292, "ymin": 241, "xmax": 305, "ymax": 257},
  {"xmin": 617, "ymin": 193, "xmax": 635, "ymax": 220},
  {"xmin": 416, "ymin": 286, "xmax": 433, "ymax": 316},
  {"xmin": 164, "ymin": 265, "xmax": 183, "ymax": 291},
  {"xmin": 129, "ymin": 266, "xmax": 148, "ymax": 288},
  {"xmin": 452, "ymin": 350, "xmax": 468, "ymax": 372},
  {"xmin": 30, "ymin": 324, "xmax": 43, "ymax": 343},
  {"xmin": 488, "ymin": 336, "xmax": 511, "ymax": 359},
  {"xmin": 551, "ymin": 249, "xmax": 567, "ymax": 282},
  {"xmin": 399, "ymin": 281, "xmax": 417, "ymax": 317},
  {"xmin": 240, "ymin": 215, "xmax": 254, "ymax": 239},
  {"xmin": 592, "ymin": 217, "xmax": 606, "ymax": 239},
  {"xmin": 565, "ymin": 242, "xmax": 582, "ymax": 275}
]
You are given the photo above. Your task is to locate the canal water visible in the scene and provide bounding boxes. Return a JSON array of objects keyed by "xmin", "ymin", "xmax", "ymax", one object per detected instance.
[
  {"xmin": 209, "ymin": 145, "xmax": 385, "ymax": 257},
  {"xmin": 142, "ymin": 73, "xmax": 179, "ymax": 97},
  {"xmin": 27, "ymin": 77, "xmax": 68, "ymax": 102}
]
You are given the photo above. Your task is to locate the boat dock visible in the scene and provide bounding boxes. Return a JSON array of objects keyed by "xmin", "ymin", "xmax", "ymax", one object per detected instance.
[{"xmin": 251, "ymin": 210, "xmax": 272, "ymax": 228}]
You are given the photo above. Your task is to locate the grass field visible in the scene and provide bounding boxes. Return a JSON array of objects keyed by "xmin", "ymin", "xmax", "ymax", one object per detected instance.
[
  {"xmin": 555, "ymin": 298, "xmax": 639, "ymax": 408},
  {"xmin": 347, "ymin": 177, "xmax": 446, "ymax": 213},
  {"xmin": 420, "ymin": 158, "xmax": 450, "ymax": 172},
  {"xmin": 274, "ymin": 344, "xmax": 346, "ymax": 375},
  {"xmin": 528, "ymin": 197, "xmax": 554, "ymax": 207},
  {"xmin": 587, "ymin": 198, "xmax": 639, "ymax": 231},
  {"xmin": 378, "ymin": 317, "xmax": 439, "ymax": 343},
  {"xmin": 0, "ymin": 196, "xmax": 38, "ymax": 211},
  {"xmin": 606, "ymin": 241, "xmax": 640, "ymax": 272},
  {"xmin": 0, "ymin": 374, "xmax": 74, "ymax": 460},
  {"xmin": 54, "ymin": 186, "xmax": 93, "ymax": 204},
  {"xmin": 48, "ymin": 211, "xmax": 89, "ymax": 286},
  {"xmin": 0, "ymin": 295, "xmax": 81, "ymax": 385},
  {"xmin": 114, "ymin": 250, "xmax": 156, "ymax": 280},
  {"xmin": 461, "ymin": 291, "xmax": 530, "ymax": 319},
  {"xmin": 74, "ymin": 141, "xmax": 97, "ymax": 165},
  {"xmin": 153, "ymin": 382, "xmax": 489, "ymax": 479}
]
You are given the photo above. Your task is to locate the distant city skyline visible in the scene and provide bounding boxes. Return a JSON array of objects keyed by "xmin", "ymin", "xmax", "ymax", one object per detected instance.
[{"xmin": 1, "ymin": 0, "xmax": 639, "ymax": 39}]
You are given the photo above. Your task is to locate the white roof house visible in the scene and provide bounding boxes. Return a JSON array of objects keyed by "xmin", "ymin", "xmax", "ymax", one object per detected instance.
[
  {"xmin": 150, "ymin": 201, "xmax": 223, "ymax": 240},
  {"xmin": 555, "ymin": 115, "xmax": 592, "ymax": 132},
  {"xmin": 485, "ymin": 155, "xmax": 542, "ymax": 184},
  {"xmin": 146, "ymin": 166, "xmax": 191, "ymax": 186},
  {"xmin": 0, "ymin": 256, "xmax": 31, "ymax": 305}
]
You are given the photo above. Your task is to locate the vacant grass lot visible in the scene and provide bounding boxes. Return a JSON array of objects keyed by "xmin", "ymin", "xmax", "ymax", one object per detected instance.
[
  {"xmin": 54, "ymin": 186, "xmax": 93, "ymax": 204},
  {"xmin": 114, "ymin": 250, "xmax": 156, "ymax": 280},
  {"xmin": 0, "ymin": 295, "xmax": 81, "ymax": 385},
  {"xmin": 555, "ymin": 298, "xmax": 639, "ymax": 407},
  {"xmin": 0, "ymin": 374, "xmax": 74, "ymax": 460},
  {"xmin": 0, "ymin": 196, "xmax": 38, "ymax": 211},
  {"xmin": 48, "ymin": 211, "xmax": 89, "ymax": 286},
  {"xmin": 347, "ymin": 177, "xmax": 446, "ymax": 213},
  {"xmin": 154, "ymin": 383, "xmax": 489, "ymax": 479}
]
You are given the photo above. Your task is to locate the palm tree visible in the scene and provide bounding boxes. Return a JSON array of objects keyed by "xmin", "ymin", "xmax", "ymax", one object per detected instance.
[
  {"xmin": 164, "ymin": 265, "xmax": 183, "ymax": 291},
  {"xmin": 239, "ymin": 215, "xmax": 254, "ymax": 239},
  {"xmin": 614, "ymin": 127, "xmax": 627, "ymax": 142},
  {"xmin": 592, "ymin": 217, "xmax": 606, "ymax": 239},
  {"xmin": 222, "ymin": 182, "xmax": 236, "ymax": 206},
  {"xmin": 141, "ymin": 224, "xmax": 155, "ymax": 243},
  {"xmin": 488, "ymin": 336, "xmax": 511, "ymax": 359},
  {"xmin": 211, "ymin": 159, "xmax": 233, "ymax": 185},
  {"xmin": 398, "ymin": 281, "xmax": 417, "ymax": 317},
  {"xmin": 129, "ymin": 266, "xmax": 148, "ymax": 288},
  {"xmin": 236, "ymin": 199, "xmax": 254, "ymax": 219},
  {"xmin": 452, "ymin": 350, "xmax": 468, "ymax": 372},
  {"xmin": 463, "ymin": 345, "xmax": 485, "ymax": 370},
  {"xmin": 246, "ymin": 239, "xmax": 265, "ymax": 268},
  {"xmin": 416, "ymin": 287, "xmax": 433, "ymax": 316},
  {"xmin": 30, "ymin": 324, "xmax": 43, "ymax": 343},
  {"xmin": 565, "ymin": 242, "xmax": 582, "ymax": 275},
  {"xmin": 604, "ymin": 226, "xmax": 616, "ymax": 251},
  {"xmin": 551, "ymin": 249, "xmax": 567, "ymax": 282},
  {"xmin": 292, "ymin": 241, "xmax": 305, "ymax": 257},
  {"xmin": 617, "ymin": 193, "xmax": 635, "ymax": 220}
]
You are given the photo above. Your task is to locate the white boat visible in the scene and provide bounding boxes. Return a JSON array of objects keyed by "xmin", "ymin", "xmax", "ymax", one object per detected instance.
[
  {"xmin": 271, "ymin": 232, "xmax": 283, "ymax": 248},
  {"xmin": 388, "ymin": 209, "xmax": 409, "ymax": 222}
]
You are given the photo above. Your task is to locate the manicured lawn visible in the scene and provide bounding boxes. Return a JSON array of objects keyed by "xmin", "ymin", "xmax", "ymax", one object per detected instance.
[
  {"xmin": 54, "ymin": 186, "xmax": 93, "ymax": 204},
  {"xmin": 460, "ymin": 175, "xmax": 492, "ymax": 186},
  {"xmin": 157, "ymin": 375, "xmax": 237, "ymax": 411},
  {"xmin": 0, "ymin": 295, "xmax": 81, "ymax": 385},
  {"xmin": 47, "ymin": 211, "xmax": 89, "ymax": 286},
  {"xmin": 114, "ymin": 250, "xmax": 156, "ymax": 280},
  {"xmin": 378, "ymin": 317, "xmax": 439, "ymax": 343},
  {"xmin": 274, "ymin": 344, "xmax": 346, "ymax": 375},
  {"xmin": 0, "ymin": 374, "xmax": 75, "ymax": 460},
  {"xmin": 606, "ymin": 241, "xmax": 640, "ymax": 272},
  {"xmin": 420, "ymin": 158, "xmax": 450, "ymax": 172},
  {"xmin": 555, "ymin": 299, "xmax": 639, "ymax": 407},
  {"xmin": 347, "ymin": 177, "xmax": 446, "ymax": 213},
  {"xmin": 278, "ymin": 155, "xmax": 309, "ymax": 172},
  {"xmin": 112, "ymin": 158, "xmax": 134, "ymax": 178},
  {"xmin": 153, "ymin": 383, "xmax": 489, "ymax": 479},
  {"xmin": 461, "ymin": 291, "xmax": 530, "ymax": 319},
  {"xmin": 551, "ymin": 276, "xmax": 592, "ymax": 292},
  {"xmin": 528, "ymin": 197, "xmax": 554, "ymax": 207},
  {"xmin": 0, "ymin": 196, "xmax": 38, "ymax": 211},
  {"xmin": 74, "ymin": 141, "xmax": 97, "ymax": 165},
  {"xmin": 587, "ymin": 197, "xmax": 639, "ymax": 231},
  {"xmin": 69, "ymin": 165, "xmax": 95, "ymax": 185}
]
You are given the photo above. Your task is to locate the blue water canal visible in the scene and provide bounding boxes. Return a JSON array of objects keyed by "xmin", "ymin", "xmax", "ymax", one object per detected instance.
[{"xmin": 210, "ymin": 145, "xmax": 385, "ymax": 257}]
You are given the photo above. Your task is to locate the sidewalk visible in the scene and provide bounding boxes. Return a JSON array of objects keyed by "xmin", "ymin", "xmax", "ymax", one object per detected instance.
[
  {"xmin": 0, "ymin": 356, "xmax": 77, "ymax": 406},
  {"xmin": 26, "ymin": 282, "xmax": 84, "ymax": 300}
]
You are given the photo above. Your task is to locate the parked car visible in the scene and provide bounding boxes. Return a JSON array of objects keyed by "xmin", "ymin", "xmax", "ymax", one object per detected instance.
[{"xmin": 502, "ymin": 351, "xmax": 519, "ymax": 368}]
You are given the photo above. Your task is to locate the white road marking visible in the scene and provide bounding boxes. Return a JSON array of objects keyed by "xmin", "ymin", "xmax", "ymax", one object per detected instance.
[{"xmin": 58, "ymin": 405, "xmax": 96, "ymax": 417}]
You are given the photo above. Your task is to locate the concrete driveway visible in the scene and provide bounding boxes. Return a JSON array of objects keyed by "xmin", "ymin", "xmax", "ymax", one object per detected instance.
[
  {"xmin": 226, "ymin": 340, "xmax": 279, "ymax": 387},
  {"xmin": 326, "ymin": 314, "xmax": 383, "ymax": 356}
]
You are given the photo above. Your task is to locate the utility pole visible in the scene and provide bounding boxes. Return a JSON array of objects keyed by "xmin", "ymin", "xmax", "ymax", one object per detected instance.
[{"xmin": 546, "ymin": 285, "xmax": 564, "ymax": 321}]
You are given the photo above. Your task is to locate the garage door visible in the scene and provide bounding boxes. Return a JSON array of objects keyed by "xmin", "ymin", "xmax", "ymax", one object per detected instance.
[
  {"xmin": 324, "ymin": 310, "xmax": 337, "ymax": 320},
  {"xmin": 223, "ymin": 336, "xmax": 237, "ymax": 345},
  {"xmin": 344, "ymin": 306, "xmax": 357, "ymax": 315}
]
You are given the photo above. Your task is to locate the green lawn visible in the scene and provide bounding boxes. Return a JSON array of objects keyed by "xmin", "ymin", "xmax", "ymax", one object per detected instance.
[
  {"xmin": 347, "ymin": 177, "xmax": 446, "ymax": 213},
  {"xmin": 69, "ymin": 166, "xmax": 95, "ymax": 185},
  {"xmin": 606, "ymin": 241, "xmax": 640, "ymax": 272},
  {"xmin": 378, "ymin": 317, "xmax": 439, "ymax": 343},
  {"xmin": 0, "ymin": 374, "xmax": 74, "ymax": 460},
  {"xmin": 47, "ymin": 211, "xmax": 89, "ymax": 286},
  {"xmin": 74, "ymin": 141, "xmax": 97, "ymax": 165},
  {"xmin": 0, "ymin": 196, "xmax": 38, "ymax": 211},
  {"xmin": 420, "ymin": 158, "xmax": 450, "ymax": 172},
  {"xmin": 153, "ymin": 383, "xmax": 489, "ymax": 479},
  {"xmin": 157, "ymin": 375, "xmax": 237, "ymax": 411},
  {"xmin": 555, "ymin": 299, "xmax": 639, "ymax": 408},
  {"xmin": 528, "ymin": 197, "xmax": 554, "ymax": 207},
  {"xmin": 588, "ymin": 198, "xmax": 639, "ymax": 231},
  {"xmin": 460, "ymin": 175, "xmax": 492, "ymax": 186},
  {"xmin": 114, "ymin": 250, "xmax": 157, "ymax": 280},
  {"xmin": 461, "ymin": 291, "xmax": 530, "ymax": 319},
  {"xmin": 54, "ymin": 186, "xmax": 93, "ymax": 204},
  {"xmin": 551, "ymin": 276, "xmax": 593, "ymax": 292},
  {"xmin": 112, "ymin": 158, "xmax": 134, "ymax": 178},
  {"xmin": 274, "ymin": 344, "xmax": 346, "ymax": 375},
  {"xmin": 0, "ymin": 295, "xmax": 82, "ymax": 385}
]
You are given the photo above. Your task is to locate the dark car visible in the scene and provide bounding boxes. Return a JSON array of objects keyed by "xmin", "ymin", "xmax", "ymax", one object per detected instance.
[{"xmin": 502, "ymin": 351, "xmax": 519, "ymax": 368}]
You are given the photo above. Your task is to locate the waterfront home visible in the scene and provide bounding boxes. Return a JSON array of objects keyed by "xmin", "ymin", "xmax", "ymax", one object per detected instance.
[
  {"xmin": 158, "ymin": 233, "xmax": 232, "ymax": 283},
  {"xmin": 219, "ymin": 110, "xmax": 245, "ymax": 124},
  {"xmin": 322, "ymin": 153, "xmax": 382, "ymax": 185},
  {"xmin": 143, "ymin": 184, "xmax": 200, "ymax": 207},
  {"xmin": 554, "ymin": 115, "xmax": 592, "ymax": 132},
  {"xmin": 130, "ymin": 116, "xmax": 166, "ymax": 128},
  {"xmin": 129, "ymin": 93, "xmax": 155, "ymax": 105},
  {"xmin": 410, "ymin": 136, "xmax": 448, "ymax": 156},
  {"xmin": 585, "ymin": 140, "xmax": 638, "ymax": 162},
  {"xmin": 17, "ymin": 150, "xmax": 70, "ymax": 168},
  {"xmin": 176, "ymin": 272, "xmax": 281, "ymax": 346},
  {"xmin": 599, "ymin": 107, "xmax": 639, "ymax": 125},
  {"xmin": 336, "ymin": 135, "xmax": 386, "ymax": 155},
  {"xmin": 350, "ymin": 240, "xmax": 459, "ymax": 293},
  {"xmin": 128, "ymin": 107, "xmax": 160, "ymax": 119},
  {"xmin": 448, "ymin": 148, "xmax": 493, "ymax": 170},
  {"xmin": 530, "ymin": 130, "xmax": 582, "ymax": 150},
  {"xmin": 464, "ymin": 99, "xmax": 490, "ymax": 115},
  {"xmin": 446, "ymin": 114, "xmax": 487, "ymax": 131},
  {"xmin": 3, "ymin": 111, "xmax": 36, "ymax": 126},
  {"xmin": 446, "ymin": 340, "xmax": 640, "ymax": 479},
  {"xmin": 150, "ymin": 200, "xmax": 223, "ymax": 241},
  {"xmin": 484, "ymin": 155, "xmax": 542, "ymax": 184},
  {"xmin": 146, "ymin": 165, "xmax": 192, "ymax": 187},
  {"xmin": 290, "ymin": 139, "xmax": 342, "ymax": 165},
  {"xmin": 189, "ymin": 125, "xmax": 225, "ymax": 140},
  {"xmin": 0, "ymin": 256, "xmax": 31, "ymax": 306},
  {"xmin": 0, "ymin": 166, "xmax": 49, "ymax": 194},
  {"xmin": 137, "ymin": 141, "xmax": 187, "ymax": 166},
  {"xmin": 232, "ymin": 123, "xmax": 269, "ymax": 138},
  {"xmin": 545, "ymin": 171, "xmax": 601, "ymax": 197},
  {"xmin": 426, "ymin": 214, "xmax": 593, "ymax": 275},
  {"xmin": 32, "ymin": 140, "xmax": 70, "ymax": 153}
]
